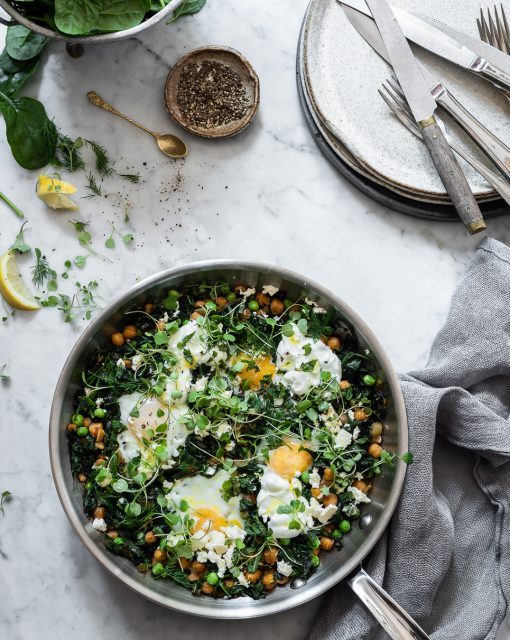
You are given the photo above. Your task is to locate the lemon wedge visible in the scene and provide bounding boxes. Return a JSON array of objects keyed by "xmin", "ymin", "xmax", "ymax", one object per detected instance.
[
  {"xmin": 37, "ymin": 175, "xmax": 79, "ymax": 210},
  {"xmin": 0, "ymin": 251, "xmax": 40, "ymax": 311}
]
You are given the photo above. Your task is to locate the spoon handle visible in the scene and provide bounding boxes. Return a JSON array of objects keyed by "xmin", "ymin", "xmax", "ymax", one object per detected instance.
[{"xmin": 87, "ymin": 91, "xmax": 157, "ymax": 138}]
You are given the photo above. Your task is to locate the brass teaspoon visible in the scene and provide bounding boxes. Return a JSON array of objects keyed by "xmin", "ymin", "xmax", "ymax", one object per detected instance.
[{"xmin": 87, "ymin": 91, "xmax": 187, "ymax": 159}]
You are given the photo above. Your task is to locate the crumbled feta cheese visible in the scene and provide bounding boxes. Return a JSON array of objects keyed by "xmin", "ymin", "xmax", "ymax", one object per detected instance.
[
  {"xmin": 95, "ymin": 397, "xmax": 104, "ymax": 406},
  {"xmin": 240, "ymin": 287, "xmax": 256, "ymax": 298},
  {"xmin": 237, "ymin": 573, "xmax": 249, "ymax": 587},
  {"xmin": 273, "ymin": 397, "xmax": 284, "ymax": 406},
  {"xmin": 353, "ymin": 426, "xmax": 361, "ymax": 441},
  {"xmin": 92, "ymin": 518, "xmax": 107, "ymax": 532},
  {"xmin": 309, "ymin": 468, "xmax": 321, "ymax": 489},
  {"xmin": 277, "ymin": 560, "xmax": 293, "ymax": 577},
  {"xmin": 224, "ymin": 441, "xmax": 235, "ymax": 452},
  {"xmin": 304, "ymin": 297, "xmax": 327, "ymax": 314},
  {"xmin": 162, "ymin": 480, "xmax": 174, "ymax": 491},
  {"xmin": 221, "ymin": 525, "xmax": 246, "ymax": 540},
  {"xmin": 349, "ymin": 486, "xmax": 371, "ymax": 504},
  {"xmin": 334, "ymin": 428, "xmax": 353, "ymax": 450},
  {"xmin": 317, "ymin": 504, "xmax": 337, "ymax": 523},
  {"xmin": 167, "ymin": 532, "xmax": 185, "ymax": 548},
  {"xmin": 348, "ymin": 409, "xmax": 355, "ymax": 421},
  {"xmin": 262, "ymin": 284, "xmax": 279, "ymax": 296},
  {"xmin": 192, "ymin": 376, "xmax": 209, "ymax": 392},
  {"xmin": 131, "ymin": 354, "xmax": 144, "ymax": 371},
  {"xmin": 116, "ymin": 358, "xmax": 125, "ymax": 368}
]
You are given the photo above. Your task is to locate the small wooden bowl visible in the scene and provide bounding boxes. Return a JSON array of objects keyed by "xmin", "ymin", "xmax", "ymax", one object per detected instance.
[{"xmin": 164, "ymin": 46, "xmax": 260, "ymax": 139}]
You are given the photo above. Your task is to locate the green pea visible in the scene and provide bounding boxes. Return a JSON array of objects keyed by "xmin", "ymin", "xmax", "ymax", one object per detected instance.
[
  {"xmin": 152, "ymin": 562, "xmax": 164, "ymax": 576},
  {"xmin": 279, "ymin": 538, "xmax": 290, "ymax": 546},
  {"xmin": 248, "ymin": 300, "xmax": 259, "ymax": 311},
  {"xmin": 94, "ymin": 407, "xmax": 106, "ymax": 418},
  {"xmin": 284, "ymin": 298, "xmax": 293, "ymax": 309},
  {"xmin": 153, "ymin": 385, "xmax": 164, "ymax": 396},
  {"xmin": 226, "ymin": 292, "xmax": 236, "ymax": 303},
  {"xmin": 220, "ymin": 284, "xmax": 231, "ymax": 295},
  {"xmin": 373, "ymin": 466, "xmax": 382, "ymax": 476},
  {"xmin": 73, "ymin": 414, "xmax": 84, "ymax": 426},
  {"xmin": 77, "ymin": 426, "xmax": 89, "ymax": 437},
  {"xmin": 113, "ymin": 537, "xmax": 124, "ymax": 545},
  {"xmin": 311, "ymin": 537, "xmax": 320, "ymax": 549},
  {"xmin": 339, "ymin": 519, "xmax": 351, "ymax": 533},
  {"xmin": 300, "ymin": 471, "xmax": 310, "ymax": 484},
  {"xmin": 311, "ymin": 555, "xmax": 320, "ymax": 567},
  {"xmin": 331, "ymin": 529, "xmax": 342, "ymax": 539},
  {"xmin": 167, "ymin": 289, "xmax": 180, "ymax": 298},
  {"xmin": 85, "ymin": 481, "xmax": 94, "ymax": 491},
  {"xmin": 206, "ymin": 572, "xmax": 219, "ymax": 585},
  {"xmin": 363, "ymin": 374, "xmax": 377, "ymax": 386}
]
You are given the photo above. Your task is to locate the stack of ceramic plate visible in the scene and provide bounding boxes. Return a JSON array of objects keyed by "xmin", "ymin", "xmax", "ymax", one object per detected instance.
[{"xmin": 297, "ymin": 0, "xmax": 510, "ymax": 221}]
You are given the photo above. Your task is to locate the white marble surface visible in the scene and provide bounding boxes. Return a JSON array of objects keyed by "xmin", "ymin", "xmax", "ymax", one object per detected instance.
[{"xmin": 0, "ymin": 1, "xmax": 509, "ymax": 638}]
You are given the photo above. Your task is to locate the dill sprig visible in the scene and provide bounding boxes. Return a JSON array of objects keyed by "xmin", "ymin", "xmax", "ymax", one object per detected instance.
[
  {"xmin": 84, "ymin": 173, "xmax": 102, "ymax": 198},
  {"xmin": 86, "ymin": 139, "xmax": 113, "ymax": 178},
  {"xmin": 32, "ymin": 248, "xmax": 58, "ymax": 290},
  {"xmin": 119, "ymin": 173, "xmax": 141, "ymax": 184}
]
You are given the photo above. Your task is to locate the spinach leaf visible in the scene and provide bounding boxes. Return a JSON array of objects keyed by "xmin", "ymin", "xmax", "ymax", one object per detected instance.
[
  {"xmin": 96, "ymin": 0, "xmax": 148, "ymax": 32},
  {"xmin": 5, "ymin": 25, "xmax": 49, "ymax": 61},
  {"xmin": 167, "ymin": 0, "xmax": 206, "ymax": 23},
  {"xmin": 0, "ymin": 51, "xmax": 40, "ymax": 98},
  {"xmin": 54, "ymin": 0, "xmax": 102, "ymax": 36},
  {"xmin": 0, "ymin": 93, "xmax": 58, "ymax": 169}
]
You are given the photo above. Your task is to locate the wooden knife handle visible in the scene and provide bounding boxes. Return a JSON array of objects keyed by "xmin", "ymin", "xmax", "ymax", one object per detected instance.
[{"xmin": 420, "ymin": 118, "xmax": 486, "ymax": 234}]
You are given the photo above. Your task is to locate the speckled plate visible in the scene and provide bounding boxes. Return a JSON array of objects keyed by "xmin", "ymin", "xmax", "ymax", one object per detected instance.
[{"xmin": 302, "ymin": 0, "xmax": 510, "ymax": 201}]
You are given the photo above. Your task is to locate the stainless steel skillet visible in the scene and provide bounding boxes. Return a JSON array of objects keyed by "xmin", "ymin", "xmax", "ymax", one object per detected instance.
[{"xmin": 49, "ymin": 260, "xmax": 428, "ymax": 638}]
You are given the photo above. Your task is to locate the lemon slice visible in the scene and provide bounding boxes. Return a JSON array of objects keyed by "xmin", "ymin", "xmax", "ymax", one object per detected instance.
[
  {"xmin": 37, "ymin": 175, "xmax": 79, "ymax": 210},
  {"xmin": 0, "ymin": 251, "xmax": 40, "ymax": 311},
  {"xmin": 37, "ymin": 175, "xmax": 77, "ymax": 195}
]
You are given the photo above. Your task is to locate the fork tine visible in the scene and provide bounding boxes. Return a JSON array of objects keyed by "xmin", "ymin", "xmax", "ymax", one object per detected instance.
[
  {"xmin": 488, "ymin": 8, "xmax": 504, "ymax": 50},
  {"xmin": 378, "ymin": 88, "xmax": 422, "ymax": 140},
  {"xmin": 493, "ymin": 5, "xmax": 508, "ymax": 53},
  {"xmin": 382, "ymin": 81, "xmax": 413, "ymax": 119},
  {"xmin": 478, "ymin": 10, "xmax": 490, "ymax": 42},
  {"xmin": 499, "ymin": 4, "xmax": 510, "ymax": 53}
]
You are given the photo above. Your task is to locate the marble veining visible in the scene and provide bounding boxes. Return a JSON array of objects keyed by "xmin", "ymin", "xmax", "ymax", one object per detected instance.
[{"xmin": 0, "ymin": 1, "xmax": 509, "ymax": 638}]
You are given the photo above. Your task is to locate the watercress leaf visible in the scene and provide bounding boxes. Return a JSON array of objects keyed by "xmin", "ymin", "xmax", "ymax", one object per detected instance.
[
  {"xmin": 282, "ymin": 323, "xmax": 294, "ymax": 337},
  {"xmin": 167, "ymin": 0, "xmax": 206, "ymax": 23},
  {"xmin": 122, "ymin": 233, "xmax": 134, "ymax": 244},
  {"xmin": 105, "ymin": 236, "xmax": 115, "ymax": 249},
  {"xmin": 54, "ymin": 0, "xmax": 102, "ymax": 36},
  {"xmin": 0, "ymin": 95, "xmax": 58, "ymax": 170},
  {"xmin": 112, "ymin": 478, "xmax": 128, "ymax": 492},
  {"xmin": 6, "ymin": 26, "xmax": 49, "ymax": 61},
  {"xmin": 74, "ymin": 255, "xmax": 87, "ymax": 268}
]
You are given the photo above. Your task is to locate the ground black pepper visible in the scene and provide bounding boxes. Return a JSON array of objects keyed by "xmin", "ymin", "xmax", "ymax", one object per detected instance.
[{"xmin": 177, "ymin": 60, "xmax": 251, "ymax": 129}]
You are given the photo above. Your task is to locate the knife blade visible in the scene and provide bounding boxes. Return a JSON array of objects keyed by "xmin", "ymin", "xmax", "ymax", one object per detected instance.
[
  {"xmin": 338, "ymin": 0, "xmax": 510, "ymax": 90},
  {"xmin": 361, "ymin": 0, "xmax": 485, "ymax": 233},
  {"xmin": 342, "ymin": 4, "xmax": 510, "ymax": 177}
]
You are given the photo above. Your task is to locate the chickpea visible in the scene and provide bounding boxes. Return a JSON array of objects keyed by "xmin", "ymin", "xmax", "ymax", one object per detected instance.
[
  {"xmin": 256, "ymin": 292, "xmax": 270, "ymax": 306},
  {"xmin": 340, "ymin": 414, "xmax": 348, "ymax": 425},
  {"xmin": 259, "ymin": 306, "xmax": 270, "ymax": 315},
  {"xmin": 270, "ymin": 298, "xmax": 285, "ymax": 315},
  {"xmin": 234, "ymin": 284, "xmax": 247, "ymax": 293},
  {"xmin": 224, "ymin": 579, "xmax": 235, "ymax": 589},
  {"xmin": 262, "ymin": 571, "xmax": 276, "ymax": 590},
  {"xmin": 93, "ymin": 506, "xmax": 106, "ymax": 519},
  {"xmin": 353, "ymin": 479, "xmax": 368, "ymax": 493},
  {"xmin": 179, "ymin": 557, "xmax": 191, "ymax": 570},
  {"xmin": 312, "ymin": 546, "xmax": 320, "ymax": 556},
  {"xmin": 95, "ymin": 442, "xmax": 105, "ymax": 450},
  {"xmin": 153, "ymin": 548, "xmax": 167, "ymax": 563},
  {"xmin": 368, "ymin": 443, "xmax": 382, "ymax": 459},
  {"xmin": 240, "ymin": 309, "xmax": 251, "ymax": 319},
  {"xmin": 244, "ymin": 569, "xmax": 262, "ymax": 584},
  {"xmin": 339, "ymin": 380, "xmax": 351, "ymax": 390},
  {"xmin": 188, "ymin": 572, "xmax": 200, "ymax": 582},
  {"xmin": 111, "ymin": 332, "xmax": 125, "ymax": 347},
  {"xmin": 144, "ymin": 531, "xmax": 157, "ymax": 545},
  {"xmin": 194, "ymin": 300, "xmax": 206, "ymax": 308},
  {"xmin": 326, "ymin": 336, "xmax": 341, "ymax": 350},
  {"xmin": 311, "ymin": 487, "xmax": 322, "ymax": 499},
  {"xmin": 201, "ymin": 582, "xmax": 215, "ymax": 595},
  {"xmin": 323, "ymin": 467, "xmax": 334, "ymax": 483},
  {"xmin": 144, "ymin": 303, "xmax": 155, "ymax": 314},
  {"xmin": 67, "ymin": 423, "xmax": 77, "ymax": 433},
  {"xmin": 124, "ymin": 359, "xmax": 132, "ymax": 369},
  {"xmin": 94, "ymin": 457, "xmax": 106, "ymax": 467},
  {"xmin": 323, "ymin": 523, "xmax": 335, "ymax": 534},
  {"xmin": 215, "ymin": 296, "xmax": 227, "ymax": 309},
  {"xmin": 354, "ymin": 408, "xmax": 367, "ymax": 421},
  {"xmin": 370, "ymin": 422, "xmax": 383, "ymax": 437},
  {"xmin": 191, "ymin": 561, "xmax": 206, "ymax": 575},
  {"xmin": 95, "ymin": 427, "xmax": 105, "ymax": 443},
  {"xmin": 320, "ymin": 537, "xmax": 335, "ymax": 552},
  {"xmin": 263, "ymin": 547, "xmax": 278, "ymax": 565},
  {"xmin": 319, "ymin": 335, "xmax": 328, "ymax": 345},
  {"xmin": 107, "ymin": 530, "xmax": 118, "ymax": 540},
  {"xmin": 323, "ymin": 493, "xmax": 338, "ymax": 507},
  {"xmin": 83, "ymin": 417, "xmax": 92, "ymax": 428},
  {"xmin": 78, "ymin": 473, "xmax": 87, "ymax": 483},
  {"xmin": 190, "ymin": 311, "xmax": 204, "ymax": 320},
  {"xmin": 123, "ymin": 325, "xmax": 137, "ymax": 340},
  {"xmin": 156, "ymin": 320, "xmax": 166, "ymax": 331},
  {"xmin": 89, "ymin": 422, "xmax": 102, "ymax": 438},
  {"xmin": 372, "ymin": 435, "xmax": 382, "ymax": 444}
]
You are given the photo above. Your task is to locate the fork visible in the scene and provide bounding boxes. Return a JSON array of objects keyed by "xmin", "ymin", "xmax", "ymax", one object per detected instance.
[
  {"xmin": 380, "ymin": 80, "xmax": 510, "ymax": 206},
  {"xmin": 477, "ymin": 5, "xmax": 510, "ymax": 100}
]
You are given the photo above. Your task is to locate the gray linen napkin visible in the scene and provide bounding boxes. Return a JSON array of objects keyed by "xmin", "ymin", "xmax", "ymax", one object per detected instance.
[{"xmin": 308, "ymin": 237, "xmax": 510, "ymax": 640}]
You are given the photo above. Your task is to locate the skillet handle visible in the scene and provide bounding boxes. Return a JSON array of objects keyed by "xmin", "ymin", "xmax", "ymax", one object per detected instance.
[{"xmin": 348, "ymin": 569, "xmax": 430, "ymax": 640}]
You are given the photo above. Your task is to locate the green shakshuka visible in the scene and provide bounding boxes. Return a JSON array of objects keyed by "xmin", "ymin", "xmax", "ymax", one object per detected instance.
[{"xmin": 67, "ymin": 281, "xmax": 402, "ymax": 598}]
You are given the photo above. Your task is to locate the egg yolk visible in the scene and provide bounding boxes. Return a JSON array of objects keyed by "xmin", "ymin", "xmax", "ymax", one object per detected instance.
[
  {"xmin": 269, "ymin": 441, "xmax": 313, "ymax": 480},
  {"xmin": 236, "ymin": 353, "xmax": 276, "ymax": 389},
  {"xmin": 190, "ymin": 507, "xmax": 242, "ymax": 534}
]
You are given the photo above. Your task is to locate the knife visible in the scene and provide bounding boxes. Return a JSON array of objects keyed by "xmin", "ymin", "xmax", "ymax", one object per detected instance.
[
  {"xmin": 338, "ymin": 0, "xmax": 510, "ymax": 91},
  {"xmin": 341, "ymin": 4, "xmax": 510, "ymax": 179},
  {"xmin": 360, "ymin": 0, "xmax": 485, "ymax": 234}
]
